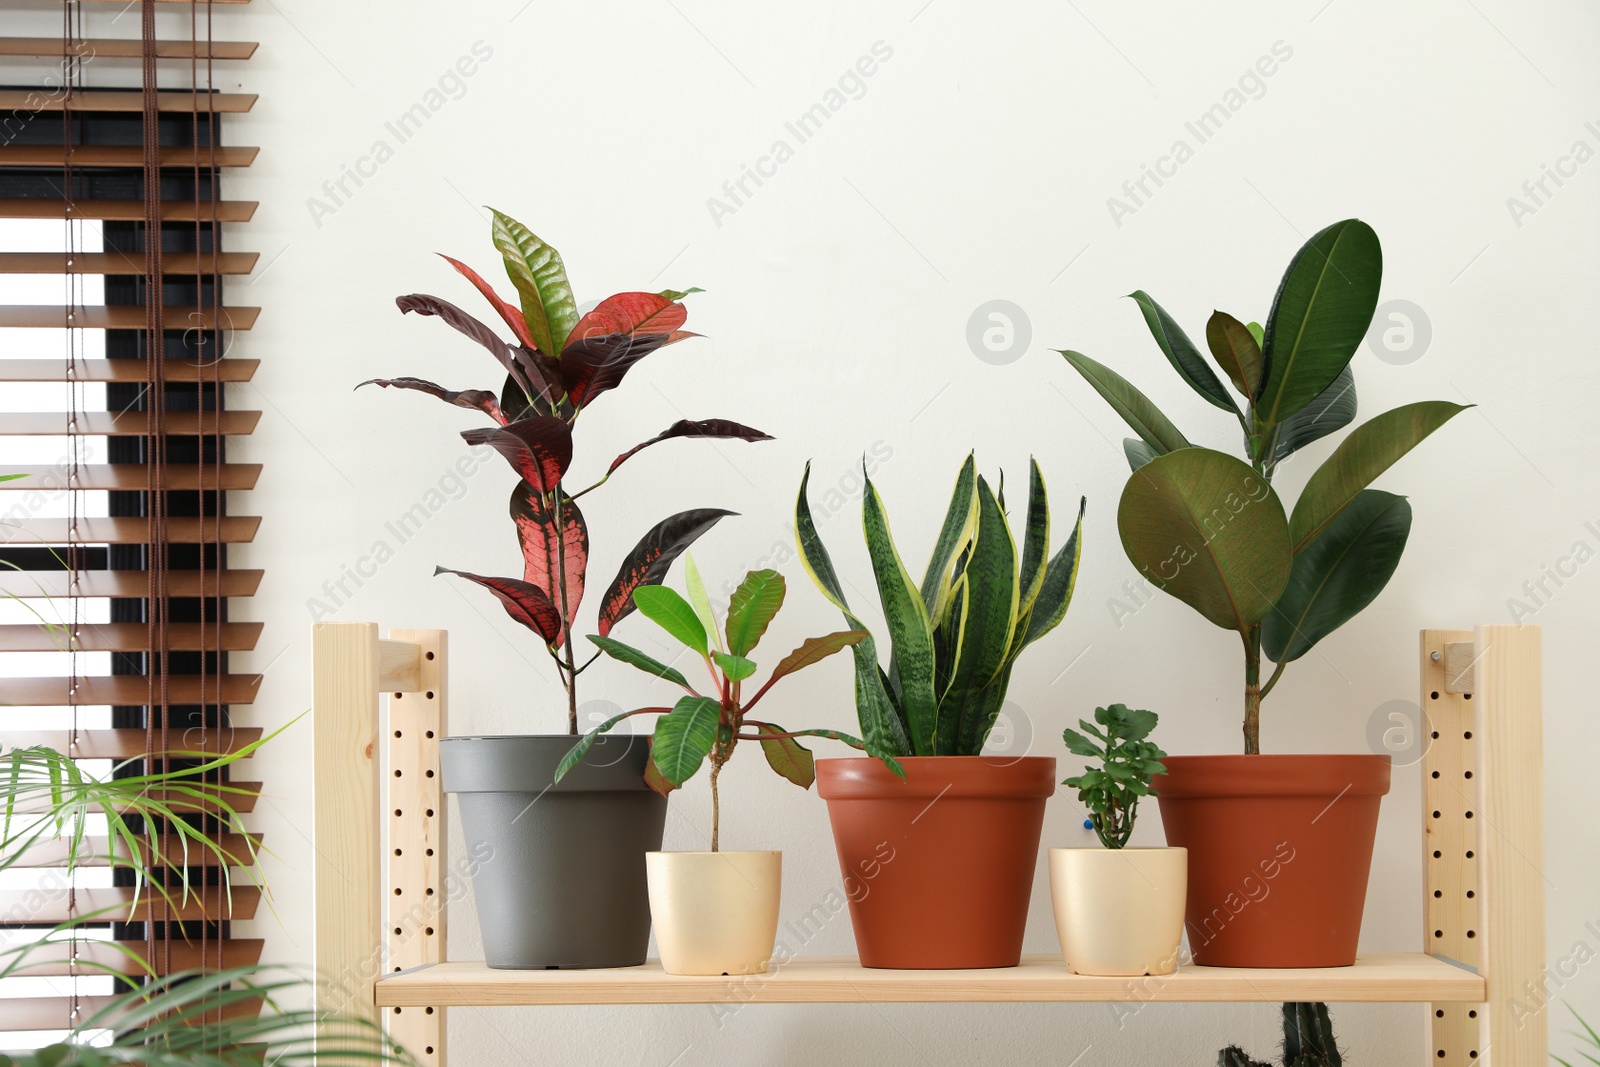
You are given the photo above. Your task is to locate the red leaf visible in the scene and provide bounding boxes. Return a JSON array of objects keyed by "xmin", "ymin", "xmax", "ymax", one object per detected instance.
[
  {"xmin": 559, "ymin": 332, "xmax": 672, "ymax": 409},
  {"xmin": 461, "ymin": 415, "xmax": 573, "ymax": 495},
  {"xmin": 434, "ymin": 566, "xmax": 561, "ymax": 646},
  {"xmin": 439, "ymin": 254, "xmax": 537, "ymax": 351},
  {"xmin": 606, "ymin": 418, "xmax": 774, "ymax": 475},
  {"xmin": 357, "ymin": 377, "xmax": 507, "ymax": 424},
  {"xmin": 510, "ymin": 483, "xmax": 588, "ymax": 640},
  {"xmin": 566, "ymin": 292, "xmax": 687, "ymax": 347},
  {"xmin": 396, "ymin": 293, "xmax": 533, "ymax": 400},
  {"xmin": 597, "ymin": 508, "xmax": 734, "ymax": 636}
]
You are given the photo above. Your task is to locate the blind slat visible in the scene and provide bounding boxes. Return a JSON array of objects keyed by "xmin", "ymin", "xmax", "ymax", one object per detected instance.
[
  {"xmin": 0, "ymin": 36, "xmax": 257, "ymax": 60},
  {"xmin": 0, "ymin": 199, "xmax": 256, "ymax": 222},
  {"xmin": 0, "ymin": 886, "xmax": 262, "ymax": 925},
  {"xmin": 0, "ymin": 674, "xmax": 263, "ymax": 704},
  {"xmin": 0, "ymin": 622, "xmax": 263, "ymax": 653},
  {"xmin": 0, "ymin": 411, "xmax": 259, "ymax": 436},
  {"xmin": 2, "ymin": 729, "xmax": 263, "ymax": 759},
  {"xmin": 0, "ymin": 360, "xmax": 259, "ymax": 383},
  {"xmin": 6, "ymin": 938, "xmax": 266, "ymax": 974},
  {"xmin": 0, "ymin": 570, "xmax": 264, "ymax": 598},
  {"xmin": 0, "ymin": 305, "xmax": 260, "ymax": 329},
  {"xmin": 0, "ymin": 145, "xmax": 258, "ymax": 167},
  {"xmin": 0, "ymin": 252, "xmax": 259, "ymax": 275},
  {"xmin": 0, "ymin": 90, "xmax": 256, "ymax": 114}
]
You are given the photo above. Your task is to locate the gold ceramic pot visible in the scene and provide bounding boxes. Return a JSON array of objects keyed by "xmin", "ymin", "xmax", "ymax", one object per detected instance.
[
  {"xmin": 646, "ymin": 850, "xmax": 782, "ymax": 976},
  {"xmin": 1048, "ymin": 846, "xmax": 1186, "ymax": 976}
]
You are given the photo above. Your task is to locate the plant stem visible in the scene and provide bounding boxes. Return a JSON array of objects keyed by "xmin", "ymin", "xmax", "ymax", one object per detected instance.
[
  {"xmin": 1260, "ymin": 658, "xmax": 1288, "ymax": 699},
  {"xmin": 708, "ymin": 757, "xmax": 722, "ymax": 853},
  {"xmin": 1243, "ymin": 624, "xmax": 1262, "ymax": 755},
  {"xmin": 552, "ymin": 489, "xmax": 578, "ymax": 734}
]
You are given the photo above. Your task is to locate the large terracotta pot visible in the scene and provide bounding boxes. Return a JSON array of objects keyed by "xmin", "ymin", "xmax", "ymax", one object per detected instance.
[
  {"xmin": 1154, "ymin": 754, "xmax": 1391, "ymax": 968},
  {"xmin": 815, "ymin": 756, "xmax": 1054, "ymax": 969}
]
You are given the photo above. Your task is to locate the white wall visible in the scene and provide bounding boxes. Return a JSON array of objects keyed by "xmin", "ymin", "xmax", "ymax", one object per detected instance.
[{"xmin": 78, "ymin": 0, "xmax": 1600, "ymax": 1062}]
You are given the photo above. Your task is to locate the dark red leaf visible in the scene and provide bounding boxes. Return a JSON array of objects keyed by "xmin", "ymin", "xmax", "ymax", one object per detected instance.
[
  {"xmin": 607, "ymin": 419, "xmax": 774, "ymax": 475},
  {"xmin": 439, "ymin": 254, "xmax": 536, "ymax": 351},
  {"xmin": 559, "ymin": 332, "xmax": 672, "ymax": 409},
  {"xmin": 566, "ymin": 292, "xmax": 687, "ymax": 347},
  {"xmin": 461, "ymin": 415, "xmax": 573, "ymax": 495},
  {"xmin": 597, "ymin": 508, "xmax": 734, "ymax": 636},
  {"xmin": 396, "ymin": 293, "xmax": 533, "ymax": 399},
  {"xmin": 357, "ymin": 377, "xmax": 507, "ymax": 424},
  {"xmin": 512, "ymin": 349, "xmax": 570, "ymax": 413},
  {"xmin": 510, "ymin": 483, "xmax": 588, "ymax": 640},
  {"xmin": 434, "ymin": 566, "xmax": 561, "ymax": 646}
]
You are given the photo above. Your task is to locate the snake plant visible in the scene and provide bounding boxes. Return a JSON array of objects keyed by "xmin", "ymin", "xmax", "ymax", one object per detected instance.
[{"xmin": 795, "ymin": 454, "xmax": 1085, "ymax": 760}]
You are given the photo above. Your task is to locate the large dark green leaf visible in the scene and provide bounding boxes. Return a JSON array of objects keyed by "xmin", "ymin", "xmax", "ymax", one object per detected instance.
[
  {"xmin": 1129, "ymin": 291, "xmax": 1237, "ymax": 413},
  {"xmin": 917, "ymin": 453, "xmax": 978, "ymax": 618},
  {"xmin": 1257, "ymin": 219, "xmax": 1383, "ymax": 426},
  {"xmin": 1059, "ymin": 350, "xmax": 1190, "ymax": 454},
  {"xmin": 490, "ymin": 208, "xmax": 579, "ymax": 358},
  {"xmin": 863, "ymin": 473, "xmax": 939, "ymax": 756},
  {"xmin": 1263, "ymin": 491, "xmax": 1412, "ymax": 664},
  {"xmin": 1205, "ymin": 310, "xmax": 1263, "ymax": 400},
  {"xmin": 1116, "ymin": 448, "xmax": 1292, "ymax": 633},
  {"xmin": 1268, "ymin": 366, "xmax": 1356, "ymax": 463},
  {"xmin": 651, "ymin": 696, "xmax": 721, "ymax": 785},
  {"xmin": 725, "ymin": 569, "xmax": 785, "ymax": 656},
  {"xmin": 1288, "ymin": 400, "xmax": 1467, "ymax": 551},
  {"xmin": 939, "ymin": 477, "xmax": 1018, "ymax": 754},
  {"xmin": 1016, "ymin": 458, "xmax": 1050, "ymax": 617},
  {"xmin": 1124, "ymin": 438, "xmax": 1158, "ymax": 472},
  {"xmin": 632, "ymin": 585, "xmax": 708, "ymax": 652},
  {"xmin": 587, "ymin": 634, "xmax": 692, "ymax": 690}
]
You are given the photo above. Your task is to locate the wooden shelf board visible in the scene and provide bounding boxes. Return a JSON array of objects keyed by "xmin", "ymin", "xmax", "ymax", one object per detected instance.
[{"xmin": 374, "ymin": 952, "xmax": 1483, "ymax": 1007}]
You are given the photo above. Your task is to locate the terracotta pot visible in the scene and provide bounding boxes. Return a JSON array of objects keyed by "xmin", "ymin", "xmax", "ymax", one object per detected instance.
[
  {"xmin": 815, "ymin": 756, "xmax": 1054, "ymax": 969},
  {"xmin": 1154, "ymin": 754, "xmax": 1391, "ymax": 968},
  {"xmin": 1049, "ymin": 847, "xmax": 1186, "ymax": 976},
  {"xmin": 646, "ymin": 851, "xmax": 781, "ymax": 976}
]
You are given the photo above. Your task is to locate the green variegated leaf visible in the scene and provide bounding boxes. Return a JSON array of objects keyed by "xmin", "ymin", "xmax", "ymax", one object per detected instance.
[
  {"xmin": 939, "ymin": 477, "xmax": 1018, "ymax": 753},
  {"xmin": 1129, "ymin": 290, "xmax": 1237, "ymax": 413},
  {"xmin": 490, "ymin": 208, "xmax": 579, "ymax": 357},
  {"xmin": 1059, "ymin": 350, "xmax": 1190, "ymax": 454},
  {"xmin": 1016, "ymin": 458, "xmax": 1050, "ymax": 621},
  {"xmin": 650, "ymin": 696, "xmax": 721, "ymax": 785},
  {"xmin": 725, "ymin": 569, "xmax": 785, "ymax": 656},
  {"xmin": 683, "ymin": 554, "xmax": 724, "ymax": 653},
  {"xmin": 1017, "ymin": 495, "xmax": 1086, "ymax": 652},
  {"xmin": 917, "ymin": 453, "xmax": 979, "ymax": 619},
  {"xmin": 863, "ymin": 472, "xmax": 939, "ymax": 756}
]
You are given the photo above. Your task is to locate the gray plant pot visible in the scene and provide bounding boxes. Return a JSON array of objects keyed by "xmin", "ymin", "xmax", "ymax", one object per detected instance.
[{"xmin": 441, "ymin": 733, "xmax": 667, "ymax": 969}]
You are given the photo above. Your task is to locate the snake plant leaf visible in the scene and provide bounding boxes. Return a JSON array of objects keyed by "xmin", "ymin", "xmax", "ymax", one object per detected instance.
[
  {"xmin": 1288, "ymin": 400, "xmax": 1468, "ymax": 552},
  {"xmin": 796, "ymin": 465, "xmax": 912, "ymax": 759},
  {"xmin": 1059, "ymin": 350, "xmax": 1191, "ymax": 454},
  {"xmin": 597, "ymin": 508, "xmax": 733, "ymax": 636},
  {"xmin": 725, "ymin": 569, "xmax": 785, "ymax": 656},
  {"xmin": 938, "ymin": 477, "xmax": 1018, "ymax": 753},
  {"xmin": 712, "ymin": 651, "xmax": 757, "ymax": 682},
  {"xmin": 433, "ymin": 567, "xmax": 562, "ymax": 647},
  {"xmin": 1124, "ymin": 437, "xmax": 1159, "ymax": 473},
  {"xmin": 863, "ymin": 472, "xmax": 939, "ymax": 756},
  {"xmin": 633, "ymin": 585, "xmax": 708, "ymax": 653},
  {"xmin": 1263, "ymin": 490, "xmax": 1412, "ymax": 664},
  {"xmin": 651, "ymin": 695, "xmax": 722, "ymax": 785},
  {"xmin": 1016, "ymin": 459, "xmax": 1051, "ymax": 620},
  {"xmin": 1117, "ymin": 448, "xmax": 1292, "ymax": 634},
  {"xmin": 1129, "ymin": 290, "xmax": 1238, "ymax": 413},
  {"xmin": 1016, "ymin": 495, "xmax": 1086, "ymax": 652},
  {"xmin": 683, "ymin": 554, "xmax": 723, "ymax": 653},
  {"xmin": 489, "ymin": 208, "xmax": 578, "ymax": 358},
  {"xmin": 555, "ymin": 705, "xmax": 650, "ymax": 782},
  {"xmin": 917, "ymin": 453, "xmax": 979, "ymax": 618},
  {"xmin": 587, "ymin": 634, "xmax": 692, "ymax": 690},
  {"xmin": 1257, "ymin": 219, "xmax": 1383, "ymax": 427},
  {"xmin": 743, "ymin": 719, "xmax": 815, "ymax": 788},
  {"xmin": 1205, "ymin": 310, "xmax": 1263, "ymax": 400},
  {"xmin": 1268, "ymin": 365, "xmax": 1356, "ymax": 463},
  {"xmin": 356, "ymin": 377, "xmax": 508, "ymax": 424}
]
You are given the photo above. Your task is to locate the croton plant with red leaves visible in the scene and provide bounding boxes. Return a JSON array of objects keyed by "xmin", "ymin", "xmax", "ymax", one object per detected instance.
[{"xmin": 362, "ymin": 209, "xmax": 771, "ymax": 733}]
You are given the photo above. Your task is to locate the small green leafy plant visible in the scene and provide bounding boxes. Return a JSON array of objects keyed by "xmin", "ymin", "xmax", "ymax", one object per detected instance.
[
  {"xmin": 1556, "ymin": 1007, "xmax": 1600, "ymax": 1066},
  {"xmin": 557, "ymin": 561, "xmax": 873, "ymax": 850},
  {"xmin": 1061, "ymin": 703, "xmax": 1167, "ymax": 850},
  {"xmin": 796, "ymin": 454, "xmax": 1085, "ymax": 761}
]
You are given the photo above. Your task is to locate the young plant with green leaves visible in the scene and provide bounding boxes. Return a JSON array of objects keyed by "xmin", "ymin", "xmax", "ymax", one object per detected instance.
[
  {"xmin": 1059, "ymin": 219, "xmax": 1467, "ymax": 753},
  {"xmin": 795, "ymin": 454, "xmax": 1085, "ymax": 760},
  {"xmin": 1556, "ymin": 1008, "xmax": 1600, "ymax": 1067},
  {"xmin": 556, "ymin": 561, "xmax": 872, "ymax": 850},
  {"xmin": 364, "ymin": 210, "xmax": 771, "ymax": 734},
  {"xmin": 1061, "ymin": 704, "xmax": 1167, "ymax": 850}
]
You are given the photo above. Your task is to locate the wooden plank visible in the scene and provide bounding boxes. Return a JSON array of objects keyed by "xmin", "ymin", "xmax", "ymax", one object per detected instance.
[
  {"xmin": 1443, "ymin": 641, "xmax": 1476, "ymax": 694},
  {"xmin": 385, "ymin": 628, "xmax": 447, "ymax": 1067},
  {"xmin": 12, "ymin": 832, "xmax": 260, "ymax": 869},
  {"xmin": 1423, "ymin": 628, "xmax": 1485, "ymax": 1064},
  {"xmin": 0, "ymin": 305, "xmax": 259, "ymax": 330},
  {"xmin": 0, "ymin": 37, "xmax": 257, "ymax": 60},
  {"xmin": 0, "ymin": 360, "xmax": 259, "ymax": 383},
  {"xmin": 0, "ymin": 252, "xmax": 259, "ymax": 275},
  {"xmin": 1475, "ymin": 624, "xmax": 1546, "ymax": 1066},
  {"xmin": 0, "ymin": 411, "xmax": 260, "ymax": 435},
  {"xmin": 0, "ymin": 727, "xmax": 261, "ymax": 759},
  {"xmin": 0, "ymin": 621, "xmax": 262, "ymax": 652},
  {"xmin": 375, "ymin": 953, "xmax": 1485, "ymax": 1007},
  {"xmin": 0, "ymin": 461, "xmax": 261, "ymax": 486},
  {"xmin": 0, "ymin": 673, "xmax": 263, "ymax": 705},
  {"xmin": 0, "ymin": 516, "xmax": 261, "ymax": 545},
  {"xmin": 9, "ymin": 937, "xmax": 265, "ymax": 976},
  {"xmin": 0, "ymin": 199, "xmax": 256, "ymax": 222},
  {"xmin": 0, "ymin": 145, "xmax": 259, "ymax": 167},
  {"xmin": 312, "ymin": 623, "xmax": 383, "ymax": 1030},
  {"xmin": 0, "ymin": 91, "xmax": 256, "ymax": 114},
  {"xmin": 0, "ymin": 885, "xmax": 261, "ymax": 924},
  {"xmin": 0, "ymin": 569, "xmax": 264, "ymax": 598},
  {"xmin": 377, "ymin": 639, "xmax": 421, "ymax": 693}
]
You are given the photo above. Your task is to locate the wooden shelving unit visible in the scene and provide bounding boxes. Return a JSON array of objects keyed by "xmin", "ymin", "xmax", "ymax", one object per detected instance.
[{"xmin": 312, "ymin": 624, "xmax": 1545, "ymax": 1066}]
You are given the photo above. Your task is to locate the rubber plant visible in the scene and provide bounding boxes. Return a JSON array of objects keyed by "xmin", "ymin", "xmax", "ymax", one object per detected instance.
[
  {"xmin": 1217, "ymin": 1002, "xmax": 1343, "ymax": 1067},
  {"xmin": 795, "ymin": 454, "xmax": 1085, "ymax": 760},
  {"xmin": 1061, "ymin": 703, "xmax": 1166, "ymax": 850},
  {"xmin": 554, "ymin": 562, "xmax": 871, "ymax": 849},
  {"xmin": 363, "ymin": 210, "xmax": 771, "ymax": 732},
  {"xmin": 1058, "ymin": 218, "xmax": 1468, "ymax": 753}
]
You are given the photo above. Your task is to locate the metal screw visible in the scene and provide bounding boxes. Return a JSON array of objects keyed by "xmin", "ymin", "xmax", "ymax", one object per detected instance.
[{"xmin": 1430, "ymin": 651, "xmax": 1442, "ymax": 661}]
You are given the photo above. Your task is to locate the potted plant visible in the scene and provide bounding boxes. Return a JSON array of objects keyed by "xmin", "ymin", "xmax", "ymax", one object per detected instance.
[
  {"xmin": 1219, "ymin": 1002, "xmax": 1344, "ymax": 1066},
  {"xmin": 794, "ymin": 454, "xmax": 1086, "ymax": 968},
  {"xmin": 364, "ymin": 210, "xmax": 771, "ymax": 969},
  {"xmin": 557, "ymin": 562, "xmax": 872, "ymax": 975},
  {"xmin": 1048, "ymin": 703, "xmax": 1184, "ymax": 977},
  {"xmin": 1057, "ymin": 218, "xmax": 1467, "ymax": 967}
]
